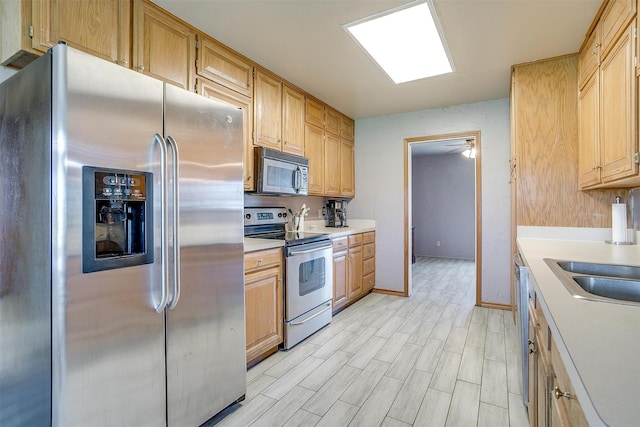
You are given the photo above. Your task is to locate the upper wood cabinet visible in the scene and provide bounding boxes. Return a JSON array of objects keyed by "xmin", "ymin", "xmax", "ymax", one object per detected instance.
[
  {"xmin": 324, "ymin": 133, "xmax": 341, "ymax": 196},
  {"xmin": 340, "ymin": 114, "xmax": 355, "ymax": 142},
  {"xmin": 32, "ymin": 0, "xmax": 130, "ymax": 66},
  {"xmin": 196, "ymin": 34, "xmax": 253, "ymax": 97},
  {"xmin": 340, "ymin": 140, "xmax": 355, "ymax": 197},
  {"xmin": 305, "ymin": 123, "xmax": 325, "ymax": 195},
  {"xmin": 282, "ymin": 85, "xmax": 305, "ymax": 156},
  {"xmin": 305, "ymin": 96, "xmax": 324, "ymax": 128},
  {"xmin": 578, "ymin": 25, "xmax": 600, "ymax": 89},
  {"xmin": 254, "ymin": 69, "xmax": 283, "ymax": 151},
  {"xmin": 1, "ymin": 0, "xmax": 129, "ymax": 68},
  {"xmin": 578, "ymin": 17, "xmax": 638, "ymax": 189},
  {"xmin": 196, "ymin": 77, "xmax": 255, "ymax": 191},
  {"xmin": 599, "ymin": 0, "xmax": 636, "ymax": 58},
  {"xmin": 325, "ymin": 106, "xmax": 341, "ymax": 136},
  {"xmin": 254, "ymin": 70, "xmax": 305, "ymax": 156},
  {"xmin": 132, "ymin": 0, "xmax": 195, "ymax": 91},
  {"xmin": 599, "ymin": 21, "xmax": 637, "ymax": 183}
]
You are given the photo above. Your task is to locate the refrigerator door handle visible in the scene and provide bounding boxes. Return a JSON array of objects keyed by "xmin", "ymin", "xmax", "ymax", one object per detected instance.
[
  {"xmin": 153, "ymin": 133, "xmax": 170, "ymax": 313},
  {"xmin": 166, "ymin": 135, "xmax": 181, "ymax": 309}
]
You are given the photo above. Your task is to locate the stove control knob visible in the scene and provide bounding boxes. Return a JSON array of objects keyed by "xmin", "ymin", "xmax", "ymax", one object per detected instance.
[
  {"xmin": 245, "ymin": 213, "xmax": 251, "ymax": 220},
  {"xmin": 282, "ymin": 212, "xmax": 287, "ymax": 218},
  {"xmin": 278, "ymin": 213, "xmax": 283, "ymax": 218}
]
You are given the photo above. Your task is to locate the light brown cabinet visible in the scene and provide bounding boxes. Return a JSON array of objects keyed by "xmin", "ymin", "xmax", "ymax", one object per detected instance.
[
  {"xmin": 196, "ymin": 77, "xmax": 254, "ymax": 191},
  {"xmin": 282, "ymin": 85, "xmax": 306, "ymax": 156},
  {"xmin": 196, "ymin": 34, "xmax": 253, "ymax": 97},
  {"xmin": 305, "ymin": 123, "xmax": 325, "ymax": 195},
  {"xmin": 1, "ymin": 0, "xmax": 130, "ymax": 68},
  {"xmin": 305, "ymin": 96, "xmax": 325, "ymax": 128},
  {"xmin": 244, "ymin": 248, "xmax": 283, "ymax": 367},
  {"xmin": 362, "ymin": 232, "xmax": 375, "ymax": 291},
  {"xmin": 324, "ymin": 133, "xmax": 342, "ymax": 196},
  {"xmin": 527, "ymin": 289, "xmax": 588, "ymax": 427},
  {"xmin": 254, "ymin": 69, "xmax": 305, "ymax": 156},
  {"xmin": 578, "ymin": 0, "xmax": 638, "ymax": 189},
  {"xmin": 132, "ymin": 0, "xmax": 195, "ymax": 91},
  {"xmin": 332, "ymin": 237, "xmax": 349, "ymax": 312},
  {"xmin": 341, "ymin": 140, "xmax": 355, "ymax": 197},
  {"xmin": 331, "ymin": 232, "xmax": 375, "ymax": 313}
]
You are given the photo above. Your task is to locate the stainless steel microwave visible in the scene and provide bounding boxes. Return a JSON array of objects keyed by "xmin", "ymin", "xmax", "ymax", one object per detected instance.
[{"xmin": 255, "ymin": 147, "xmax": 309, "ymax": 196}]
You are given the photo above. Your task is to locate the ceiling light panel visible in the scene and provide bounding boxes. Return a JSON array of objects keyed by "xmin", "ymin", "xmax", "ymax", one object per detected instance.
[{"xmin": 344, "ymin": 1, "xmax": 453, "ymax": 84}]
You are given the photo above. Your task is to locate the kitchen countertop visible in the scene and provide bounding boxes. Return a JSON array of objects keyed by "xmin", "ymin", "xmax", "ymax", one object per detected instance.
[
  {"xmin": 517, "ymin": 237, "xmax": 640, "ymax": 427},
  {"xmin": 244, "ymin": 219, "xmax": 376, "ymax": 253}
]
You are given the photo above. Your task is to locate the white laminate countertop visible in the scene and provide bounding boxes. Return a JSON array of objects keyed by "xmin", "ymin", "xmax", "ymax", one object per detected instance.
[
  {"xmin": 517, "ymin": 237, "xmax": 640, "ymax": 427},
  {"xmin": 244, "ymin": 219, "xmax": 376, "ymax": 253}
]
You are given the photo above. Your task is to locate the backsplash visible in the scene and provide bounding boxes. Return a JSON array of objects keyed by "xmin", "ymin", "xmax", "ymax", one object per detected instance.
[
  {"xmin": 244, "ymin": 194, "xmax": 326, "ymax": 220},
  {"xmin": 630, "ymin": 188, "xmax": 640, "ymax": 231}
]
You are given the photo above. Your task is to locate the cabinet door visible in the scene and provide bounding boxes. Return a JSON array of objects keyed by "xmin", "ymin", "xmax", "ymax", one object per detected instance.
[
  {"xmin": 324, "ymin": 133, "xmax": 341, "ymax": 196},
  {"xmin": 132, "ymin": 0, "xmax": 195, "ymax": 90},
  {"xmin": 332, "ymin": 249, "xmax": 348, "ymax": 311},
  {"xmin": 306, "ymin": 96, "xmax": 324, "ymax": 127},
  {"xmin": 578, "ymin": 26, "xmax": 600, "ymax": 90},
  {"xmin": 305, "ymin": 123, "xmax": 325, "ymax": 196},
  {"xmin": 254, "ymin": 69, "xmax": 282, "ymax": 150},
  {"xmin": 578, "ymin": 73, "xmax": 600, "ymax": 188},
  {"xmin": 340, "ymin": 114, "xmax": 355, "ymax": 141},
  {"xmin": 600, "ymin": 23, "xmax": 637, "ymax": 183},
  {"xmin": 282, "ymin": 85, "xmax": 305, "ymax": 156},
  {"xmin": 325, "ymin": 106, "xmax": 341, "ymax": 136},
  {"xmin": 348, "ymin": 244, "xmax": 363, "ymax": 299},
  {"xmin": 528, "ymin": 311, "xmax": 538, "ymax": 427},
  {"xmin": 245, "ymin": 265, "xmax": 283, "ymax": 364},
  {"xmin": 340, "ymin": 140, "xmax": 355, "ymax": 197},
  {"xmin": 196, "ymin": 35, "xmax": 253, "ymax": 97},
  {"xmin": 197, "ymin": 78, "xmax": 254, "ymax": 191},
  {"xmin": 600, "ymin": 0, "xmax": 636, "ymax": 58},
  {"xmin": 33, "ymin": 0, "xmax": 130, "ymax": 66}
]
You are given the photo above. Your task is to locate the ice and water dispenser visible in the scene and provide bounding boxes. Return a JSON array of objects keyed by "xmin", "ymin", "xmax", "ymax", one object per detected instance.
[{"xmin": 82, "ymin": 167, "xmax": 153, "ymax": 273}]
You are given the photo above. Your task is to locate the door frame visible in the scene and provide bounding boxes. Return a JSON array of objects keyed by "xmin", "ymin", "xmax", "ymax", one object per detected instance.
[{"xmin": 404, "ymin": 130, "xmax": 482, "ymax": 307}]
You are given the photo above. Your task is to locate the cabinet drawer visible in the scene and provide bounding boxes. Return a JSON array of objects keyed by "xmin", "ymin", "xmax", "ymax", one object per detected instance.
[
  {"xmin": 348, "ymin": 233, "xmax": 362, "ymax": 246},
  {"xmin": 245, "ymin": 248, "xmax": 282, "ymax": 272},
  {"xmin": 363, "ymin": 242, "xmax": 375, "ymax": 259},
  {"xmin": 363, "ymin": 231, "xmax": 375, "ymax": 244},
  {"xmin": 363, "ymin": 257, "xmax": 375, "ymax": 275},
  {"xmin": 333, "ymin": 237, "xmax": 348, "ymax": 251},
  {"xmin": 363, "ymin": 272, "xmax": 375, "ymax": 290}
]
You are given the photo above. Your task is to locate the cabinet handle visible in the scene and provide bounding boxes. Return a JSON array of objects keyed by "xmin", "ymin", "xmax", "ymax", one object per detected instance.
[
  {"xmin": 595, "ymin": 43, "xmax": 601, "ymax": 48},
  {"xmin": 553, "ymin": 387, "xmax": 572, "ymax": 400},
  {"xmin": 120, "ymin": 59, "xmax": 128, "ymax": 66},
  {"xmin": 257, "ymin": 259, "xmax": 263, "ymax": 265},
  {"xmin": 136, "ymin": 65, "xmax": 145, "ymax": 71}
]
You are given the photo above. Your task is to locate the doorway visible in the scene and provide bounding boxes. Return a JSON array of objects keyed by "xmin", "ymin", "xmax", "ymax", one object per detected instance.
[{"xmin": 404, "ymin": 131, "xmax": 481, "ymax": 307}]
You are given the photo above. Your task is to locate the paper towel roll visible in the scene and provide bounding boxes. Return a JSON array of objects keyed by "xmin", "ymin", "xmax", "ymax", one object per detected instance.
[{"xmin": 612, "ymin": 203, "xmax": 627, "ymax": 243}]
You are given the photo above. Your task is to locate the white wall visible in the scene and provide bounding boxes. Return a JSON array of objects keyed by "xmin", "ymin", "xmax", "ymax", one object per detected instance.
[
  {"xmin": 349, "ymin": 98, "xmax": 511, "ymax": 306},
  {"xmin": 412, "ymin": 153, "xmax": 475, "ymax": 260}
]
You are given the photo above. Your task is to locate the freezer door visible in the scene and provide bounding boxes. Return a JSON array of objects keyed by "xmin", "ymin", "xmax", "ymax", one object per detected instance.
[
  {"xmin": 56, "ymin": 46, "xmax": 167, "ymax": 426},
  {"xmin": 164, "ymin": 84, "xmax": 246, "ymax": 426}
]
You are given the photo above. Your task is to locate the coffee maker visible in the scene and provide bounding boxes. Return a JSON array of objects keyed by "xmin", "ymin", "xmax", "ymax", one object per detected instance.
[{"xmin": 325, "ymin": 199, "xmax": 348, "ymax": 227}]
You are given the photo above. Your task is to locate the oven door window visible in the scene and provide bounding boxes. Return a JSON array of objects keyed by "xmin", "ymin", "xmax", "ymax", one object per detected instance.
[{"xmin": 299, "ymin": 257, "xmax": 326, "ymax": 296}]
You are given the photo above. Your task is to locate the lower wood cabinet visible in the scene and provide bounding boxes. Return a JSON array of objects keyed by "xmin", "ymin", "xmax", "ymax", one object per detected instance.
[
  {"xmin": 528, "ymin": 290, "xmax": 588, "ymax": 426},
  {"xmin": 244, "ymin": 247, "xmax": 283, "ymax": 367},
  {"xmin": 332, "ymin": 231, "xmax": 375, "ymax": 313}
]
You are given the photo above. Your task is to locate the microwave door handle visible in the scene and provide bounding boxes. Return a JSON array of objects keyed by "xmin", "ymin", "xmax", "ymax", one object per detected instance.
[
  {"xmin": 153, "ymin": 133, "xmax": 169, "ymax": 313},
  {"xmin": 294, "ymin": 166, "xmax": 302, "ymax": 193},
  {"xmin": 166, "ymin": 136, "xmax": 181, "ymax": 310}
]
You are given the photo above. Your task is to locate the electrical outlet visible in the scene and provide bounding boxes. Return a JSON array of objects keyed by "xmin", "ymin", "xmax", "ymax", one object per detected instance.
[{"xmin": 436, "ymin": 240, "xmax": 441, "ymax": 247}]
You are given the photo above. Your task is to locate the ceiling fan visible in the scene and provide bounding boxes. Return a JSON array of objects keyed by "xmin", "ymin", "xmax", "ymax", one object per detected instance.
[{"xmin": 445, "ymin": 138, "xmax": 476, "ymax": 158}]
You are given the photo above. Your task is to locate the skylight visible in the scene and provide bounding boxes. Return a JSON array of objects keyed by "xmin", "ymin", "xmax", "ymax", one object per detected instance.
[{"xmin": 344, "ymin": 1, "xmax": 453, "ymax": 84}]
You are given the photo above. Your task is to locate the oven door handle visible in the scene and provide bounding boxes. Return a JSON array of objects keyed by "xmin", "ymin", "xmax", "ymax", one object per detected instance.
[
  {"xmin": 288, "ymin": 246, "xmax": 331, "ymax": 256},
  {"xmin": 289, "ymin": 302, "xmax": 332, "ymax": 326}
]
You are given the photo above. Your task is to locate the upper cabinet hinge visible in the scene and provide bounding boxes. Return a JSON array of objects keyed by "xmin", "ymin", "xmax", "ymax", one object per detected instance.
[
  {"xmin": 195, "ymin": 40, "xmax": 199, "ymax": 49},
  {"xmin": 634, "ymin": 27, "xmax": 638, "ymax": 39},
  {"xmin": 28, "ymin": 25, "xmax": 33, "ymax": 38},
  {"xmin": 635, "ymin": 152, "xmax": 639, "ymax": 164}
]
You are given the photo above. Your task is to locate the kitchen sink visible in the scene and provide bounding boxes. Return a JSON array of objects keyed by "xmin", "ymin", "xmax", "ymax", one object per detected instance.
[{"xmin": 545, "ymin": 259, "xmax": 640, "ymax": 307}]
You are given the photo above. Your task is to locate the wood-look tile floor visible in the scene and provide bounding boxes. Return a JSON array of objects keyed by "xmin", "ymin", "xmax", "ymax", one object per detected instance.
[{"xmin": 210, "ymin": 257, "xmax": 529, "ymax": 427}]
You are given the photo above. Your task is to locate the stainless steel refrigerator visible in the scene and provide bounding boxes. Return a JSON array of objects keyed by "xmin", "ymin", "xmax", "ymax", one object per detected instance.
[{"xmin": 0, "ymin": 44, "xmax": 246, "ymax": 426}]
